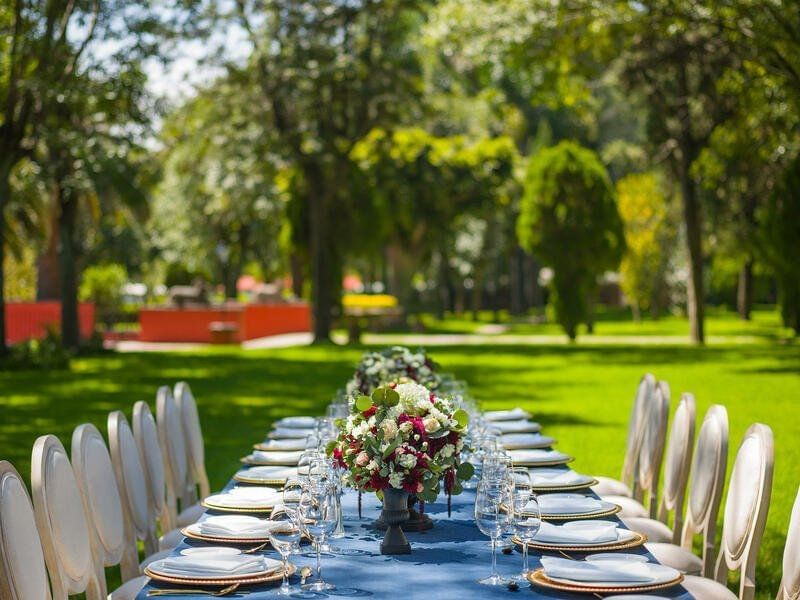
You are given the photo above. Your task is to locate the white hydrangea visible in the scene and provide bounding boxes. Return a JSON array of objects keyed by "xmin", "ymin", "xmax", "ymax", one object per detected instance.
[
  {"xmin": 389, "ymin": 472, "xmax": 403, "ymax": 489},
  {"xmin": 397, "ymin": 453, "xmax": 417, "ymax": 469},
  {"xmin": 439, "ymin": 444, "xmax": 455, "ymax": 458},
  {"xmin": 395, "ymin": 381, "xmax": 432, "ymax": 415}
]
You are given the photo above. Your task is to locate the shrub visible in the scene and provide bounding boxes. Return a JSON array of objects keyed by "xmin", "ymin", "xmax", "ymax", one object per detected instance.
[{"xmin": 79, "ymin": 263, "xmax": 127, "ymax": 329}]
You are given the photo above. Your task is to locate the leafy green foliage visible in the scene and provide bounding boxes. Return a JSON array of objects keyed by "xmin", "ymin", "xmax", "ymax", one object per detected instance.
[
  {"xmin": 79, "ymin": 264, "xmax": 128, "ymax": 329},
  {"xmin": 518, "ymin": 141, "xmax": 624, "ymax": 339}
]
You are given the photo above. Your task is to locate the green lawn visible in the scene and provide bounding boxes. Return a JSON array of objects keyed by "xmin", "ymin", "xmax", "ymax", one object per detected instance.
[{"xmin": 0, "ymin": 313, "xmax": 797, "ymax": 597}]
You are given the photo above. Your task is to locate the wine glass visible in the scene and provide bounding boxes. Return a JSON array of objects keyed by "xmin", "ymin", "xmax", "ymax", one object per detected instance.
[
  {"xmin": 512, "ymin": 493, "xmax": 540, "ymax": 581},
  {"xmin": 299, "ymin": 486, "xmax": 338, "ymax": 591},
  {"xmin": 268, "ymin": 507, "xmax": 303, "ymax": 596},
  {"xmin": 474, "ymin": 482, "xmax": 512, "ymax": 585}
]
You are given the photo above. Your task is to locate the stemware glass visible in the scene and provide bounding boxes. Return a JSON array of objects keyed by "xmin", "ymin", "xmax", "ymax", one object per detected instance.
[
  {"xmin": 268, "ymin": 507, "xmax": 303, "ymax": 596},
  {"xmin": 299, "ymin": 486, "xmax": 338, "ymax": 591},
  {"xmin": 474, "ymin": 482, "xmax": 512, "ymax": 585},
  {"xmin": 512, "ymin": 492, "xmax": 540, "ymax": 581}
]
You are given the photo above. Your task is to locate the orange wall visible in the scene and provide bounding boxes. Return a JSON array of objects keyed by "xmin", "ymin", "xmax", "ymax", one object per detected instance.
[
  {"xmin": 139, "ymin": 303, "xmax": 310, "ymax": 343},
  {"xmin": 7, "ymin": 302, "xmax": 95, "ymax": 344}
]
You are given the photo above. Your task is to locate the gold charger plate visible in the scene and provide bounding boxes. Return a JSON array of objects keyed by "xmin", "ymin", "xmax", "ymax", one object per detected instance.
[
  {"xmin": 233, "ymin": 472, "xmax": 287, "ymax": 486},
  {"xmin": 503, "ymin": 440, "xmax": 557, "ymax": 450},
  {"xmin": 513, "ymin": 456, "xmax": 574, "ymax": 468},
  {"xmin": 240, "ymin": 456, "xmax": 299, "ymax": 466},
  {"xmin": 527, "ymin": 568, "xmax": 683, "ymax": 594},
  {"xmin": 145, "ymin": 562, "xmax": 296, "ymax": 587},
  {"xmin": 537, "ymin": 503, "xmax": 621, "ymax": 522},
  {"xmin": 201, "ymin": 499, "xmax": 277, "ymax": 514},
  {"xmin": 512, "ymin": 531, "xmax": 647, "ymax": 553},
  {"xmin": 531, "ymin": 478, "xmax": 598, "ymax": 493},
  {"xmin": 181, "ymin": 527, "xmax": 273, "ymax": 545}
]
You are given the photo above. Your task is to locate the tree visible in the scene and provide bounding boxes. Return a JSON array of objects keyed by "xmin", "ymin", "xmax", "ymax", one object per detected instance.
[
  {"xmin": 517, "ymin": 141, "xmax": 624, "ymax": 340},
  {"xmin": 616, "ymin": 172, "xmax": 676, "ymax": 320}
]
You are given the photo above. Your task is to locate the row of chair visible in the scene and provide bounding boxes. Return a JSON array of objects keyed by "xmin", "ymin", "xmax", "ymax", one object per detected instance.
[
  {"xmin": 593, "ymin": 374, "xmax": 796, "ymax": 600},
  {"xmin": 0, "ymin": 383, "xmax": 211, "ymax": 599}
]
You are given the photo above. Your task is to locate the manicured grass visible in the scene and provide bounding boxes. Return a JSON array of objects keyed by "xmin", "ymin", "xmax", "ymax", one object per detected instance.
[{"xmin": 0, "ymin": 315, "xmax": 797, "ymax": 597}]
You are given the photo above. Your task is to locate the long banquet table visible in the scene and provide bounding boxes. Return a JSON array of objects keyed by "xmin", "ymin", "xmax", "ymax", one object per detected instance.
[{"xmin": 137, "ymin": 468, "xmax": 694, "ymax": 599}]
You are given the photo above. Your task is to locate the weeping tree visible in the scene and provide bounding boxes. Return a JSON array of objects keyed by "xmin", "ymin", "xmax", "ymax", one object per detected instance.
[{"xmin": 517, "ymin": 141, "xmax": 624, "ymax": 340}]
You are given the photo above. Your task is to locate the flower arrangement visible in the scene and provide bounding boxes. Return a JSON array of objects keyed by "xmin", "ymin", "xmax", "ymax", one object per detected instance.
[
  {"xmin": 328, "ymin": 382, "xmax": 473, "ymax": 504},
  {"xmin": 345, "ymin": 346, "xmax": 441, "ymax": 396}
]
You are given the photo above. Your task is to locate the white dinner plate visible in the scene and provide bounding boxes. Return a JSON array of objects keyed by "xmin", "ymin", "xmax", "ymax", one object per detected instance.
[
  {"xmin": 548, "ymin": 562, "xmax": 680, "ymax": 588},
  {"xmin": 180, "ymin": 547, "xmax": 242, "ymax": 557},
  {"xmin": 146, "ymin": 557, "xmax": 282, "ymax": 581}
]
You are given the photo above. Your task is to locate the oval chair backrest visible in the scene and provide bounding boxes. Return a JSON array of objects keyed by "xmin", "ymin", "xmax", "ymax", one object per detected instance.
[
  {"xmin": 657, "ymin": 393, "xmax": 696, "ymax": 542},
  {"xmin": 174, "ymin": 381, "xmax": 210, "ymax": 500},
  {"xmin": 778, "ymin": 486, "xmax": 800, "ymax": 600},
  {"xmin": 156, "ymin": 386, "xmax": 188, "ymax": 513},
  {"xmin": 31, "ymin": 434, "xmax": 100, "ymax": 599},
  {"xmin": 0, "ymin": 461, "xmax": 52, "ymax": 600},
  {"xmin": 108, "ymin": 411, "xmax": 150, "ymax": 580},
  {"xmin": 715, "ymin": 423, "xmax": 774, "ymax": 600},
  {"xmin": 681, "ymin": 404, "xmax": 729, "ymax": 577},
  {"xmin": 133, "ymin": 400, "xmax": 174, "ymax": 541},
  {"xmin": 71, "ymin": 424, "xmax": 130, "ymax": 586},
  {"xmin": 636, "ymin": 380, "xmax": 670, "ymax": 515},
  {"xmin": 621, "ymin": 373, "xmax": 657, "ymax": 489}
]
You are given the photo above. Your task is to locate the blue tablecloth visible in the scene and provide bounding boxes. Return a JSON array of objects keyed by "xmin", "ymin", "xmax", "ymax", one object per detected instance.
[{"xmin": 138, "ymin": 476, "xmax": 694, "ymax": 599}]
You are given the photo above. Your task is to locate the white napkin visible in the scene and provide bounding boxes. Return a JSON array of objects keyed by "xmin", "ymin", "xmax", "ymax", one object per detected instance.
[
  {"xmin": 256, "ymin": 438, "xmax": 308, "ymax": 451},
  {"xmin": 536, "ymin": 494, "xmax": 604, "ymax": 515},
  {"xmin": 534, "ymin": 520, "xmax": 619, "ymax": 544},
  {"xmin": 499, "ymin": 433, "xmax": 554, "ymax": 449},
  {"xmin": 158, "ymin": 554, "xmax": 279, "ymax": 576},
  {"xmin": 276, "ymin": 416, "xmax": 317, "ymax": 429},
  {"xmin": 238, "ymin": 466, "xmax": 298, "ymax": 481},
  {"xmin": 484, "ymin": 408, "xmax": 531, "ymax": 422},
  {"xmin": 530, "ymin": 468, "xmax": 587, "ymax": 486},
  {"xmin": 249, "ymin": 450, "xmax": 304, "ymax": 465},
  {"xmin": 198, "ymin": 515, "xmax": 271, "ymax": 537},
  {"xmin": 489, "ymin": 420, "xmax": 541, "ymax": 434},
  {"xmin": 205, "ymin": 486, "xmax": 282, "ymax": 508},
  {"xmin": 540, "ymin": 557, "xmax": 655, "ymax": 583},
  {"xmin": 509, "ymin": 449, "xmax": 569, "ymax": 463},
  {"xmin": 269, "ymin": 427, "xmax": 315, "ymax": 439}
]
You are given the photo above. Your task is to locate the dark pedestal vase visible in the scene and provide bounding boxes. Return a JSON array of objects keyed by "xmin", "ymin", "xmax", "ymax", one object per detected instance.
[
  {"xmin": 373, "ymin": 495, "xmax": 434, "ymax": 532},
  {"xmin": 379, "ymin": 488, "xmax": 411, "ymax": 555}
]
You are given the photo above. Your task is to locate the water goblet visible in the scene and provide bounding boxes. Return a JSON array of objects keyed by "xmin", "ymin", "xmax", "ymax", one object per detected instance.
[
  {"xmin": 299, "ymin": 486, "xmax": 338, "ymax": 591},
  {"xmin": 267, "ymin": 507, "xmax": 303, "ymax": 596},
  {"xmin": 475, "ymin": 482, "xmax": 512, "ymax": 585},
  {"xmin": 512, "ymin": 493, "xmax": 540, "ymax": 581}
]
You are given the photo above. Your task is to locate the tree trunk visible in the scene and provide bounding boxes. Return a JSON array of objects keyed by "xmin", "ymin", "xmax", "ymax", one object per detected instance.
[
  {"xmin": 679, "ymin": 158, "xmax": 705, "ymax": 344},
  {"xmin": 58, "ymin": 184, "xmax": 80, "ymax": 351},
  {"xmin": 509, "ymin": 246, "xmax": 523, "ymax": 316},
  {"xmin": 737, "ymin": 260, "xmax": 753, "ymax": 321},
  {"xmin": 37, "ymin": 191, "xmax": 60, "ymax": 299},
  {"xmin": 435, "ymin": 250, "xmax": 449, "ymax": 320},
  {"xmin": 0, "ymin": 160, "xmax": 10, "ymax": 355},
  {"xmin": 308, "ymin": 170, "xmax": 334, "ymax": 343},
  {"xmin": 290, "ymin": 252, "xmax": 305, "ymax": 299}
]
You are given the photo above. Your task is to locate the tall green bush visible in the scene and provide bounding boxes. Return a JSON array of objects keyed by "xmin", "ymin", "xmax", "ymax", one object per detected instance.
[
  {"xmin": 79, "ymin": 264, "xmax": 127, "ymax": 330},
  {"xmin": 517, "ymin": 141, "xmax": 625, "ymax": 339}
]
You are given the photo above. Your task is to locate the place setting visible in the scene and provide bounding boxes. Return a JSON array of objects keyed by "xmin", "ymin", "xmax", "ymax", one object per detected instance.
[
  {"xmin": 529, "ymin": 493, "xmax": 621, "ymax": 521},
  {"xmin": 487, "ymin": 419, "xmax": 542, "ymax": 434},
  {"xmin": 233, "ymin": 465, "xmax": 298, "ymax": 485},
  {"xmin": 202, "ymin": 486, "xmax": 285, "ymax": 514},
  {"xmin": 526, "ymin": 467, "xmax": 598, "ymax": 492},
  {"xmin": 498, "ymin": 432, "xmax": 557, "ymax": 450},
  {"xmin": 240, "ymin": 449, "xmax": 304, "ymax": 466},
  {"xmin": 512, "ymin": 519, "xmax": 647, "ymax": 553},
  {"xmin": 507, "ymin": 448, "xmax": 573, "ymax": 467}
]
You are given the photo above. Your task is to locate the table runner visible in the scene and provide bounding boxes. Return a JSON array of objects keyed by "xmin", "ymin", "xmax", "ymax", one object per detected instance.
[{"xmin": 138, "ymin": 472, "xmax": 694, "ymax": 598}]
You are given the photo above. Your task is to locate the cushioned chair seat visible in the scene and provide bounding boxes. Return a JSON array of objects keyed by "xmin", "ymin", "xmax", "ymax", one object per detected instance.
[
  {"xmin": 591, "ymin": 476, "xmax": 632, "ymax": 497},
  {"xmin": 680, "ymin": 575, "xmax": 737, "ymax": 599},
  {"xmin": 645, "ymin": 542, "xmax": 703, "ymax": 575},
  {"xmin": 140, "ymin": 548, "xmax": 172, "ymax": 572},
  {"xmin": 158, "ymin": 527, "xmax": 185, "ymax": 551},
  {"xmin": 604, "ymin": 495, "xmax": 648, "ymax": 518},
  {"xmin": 621, "ymin": 517, "xmax": 673, "ymax": 543},
  {"xmin": 109, "ymin": 575, "xmax": 148, "ymax": 600},
  {"xmin": 177, "ymin": 502, "xmax": 204, "ymax": 527}
]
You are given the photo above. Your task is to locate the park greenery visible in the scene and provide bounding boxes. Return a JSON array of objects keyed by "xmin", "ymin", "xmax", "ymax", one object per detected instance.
[{"xmin": 2, "ymin": 0, "xmax": 800, "ymax": 349}]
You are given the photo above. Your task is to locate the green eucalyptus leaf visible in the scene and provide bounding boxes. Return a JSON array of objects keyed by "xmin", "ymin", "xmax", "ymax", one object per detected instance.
[
  {"xmin": 356, "ymin": 395, "xmax": 373, "ymax": 412},
  {"xmin": 457, "ymin": 461, "xmax": 475, "ymax": 481},
  {"xmin": 453, "ymin": 409, "xmax": 469, "ymax": 428}
]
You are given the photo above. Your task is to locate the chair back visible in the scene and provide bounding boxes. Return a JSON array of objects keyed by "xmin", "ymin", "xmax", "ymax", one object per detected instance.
[
  {"xmin": 108, "ymin": 411, "xmax": 151, "ymax": 578},
  {"xmin": 0, "ymin": 461, "xmax": 52, "ymax": 600},
  {"xmin": 133, "ymin": 400, "xmax": 174, "ymax": 545},
  {"xmin": 680, "ymin": 404, "xmax": 729, "ymax": 577},
  {"xmin": 71, "ymin": 424, "xmax": 137, "ymax": 584},
  {"xmin": 714, "ymin": 423, "xmax": 774, "ymax": 600},
  {"xmin": 778, "ymin": 486, "xmax": 800, "ymax": 600},
  {"xmin": 156, "ymin": 385, "xmax": 189, "ymax": 516},
  {"xmin": 636, "ymin": 380, "xmax": 670, "ymax": 513},
  {"xmin": 175, "ymin": 381, "xmax": 210, "ymax": 500},
  {"xmin": 656, "ymin": 392, "xmax": 696, "ymax": 542},
  {"xmin": 31, "ymin": 434, "xmax": 102, "ymax": 599},
  {"xmin": 621, "ymin": 373, "xmax": 656, "ymax": 490}
]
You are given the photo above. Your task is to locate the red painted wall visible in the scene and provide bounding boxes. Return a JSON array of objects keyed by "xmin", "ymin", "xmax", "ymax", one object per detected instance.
[
  {"xmin": 139, "ymin": 303, "xmax": 310, "ymax": 343},
  {"xmin": 7, "ymin": 302, "xmax": 95, "ymax": 344}
]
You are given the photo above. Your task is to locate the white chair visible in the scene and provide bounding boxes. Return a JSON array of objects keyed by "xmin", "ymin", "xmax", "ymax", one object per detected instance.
[
  {"xmin": 31, "ymin": 434, "xmax": 145, "ymax": 600},
  {"xmin": 132, "ymin": 400, "xmax": 183, "ymax": 552},
  {"xmin": 646, "ymin": 404, "xmax": 729, "ymax": 577},
  {"xmin": 71, "ymin": 424, "xmax": 150, "ymax": 598},
  {"xmin": 0, "ymin": 460, "xmax": 52, "ymax": 599},
  {"xmin": 156, "ymin": 386, "xmax": 204, "ymax": 529},
  {"xmin": 604, "ymin": 380, "xmax": 670, "ymax": 518},
  {"xmin": 623, "ymin": 392, "xmax": 696, "ymax": 543},
  {"xmin": 680, "ymin": 423, "xmax": 774, "ymax": 600},
  {"xmin": 592, "ymin": 373, "xmax": 656, "ymax": 497},
  {"xmin": 777, "ymin": 486, "xmax": 800, "ymax": 600},
  {"xmin": 174, "ymin": 381, "xmax": 211, "ymax": 502}
]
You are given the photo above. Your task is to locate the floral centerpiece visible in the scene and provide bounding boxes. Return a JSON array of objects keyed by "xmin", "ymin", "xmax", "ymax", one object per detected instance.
[
  {"xmin": 329, "ymin": 382, "xmax": 473, "ymax": 506},
  {"xmin": 345, "ymin": 346, "xmax": 441, "ymax": 396}
]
